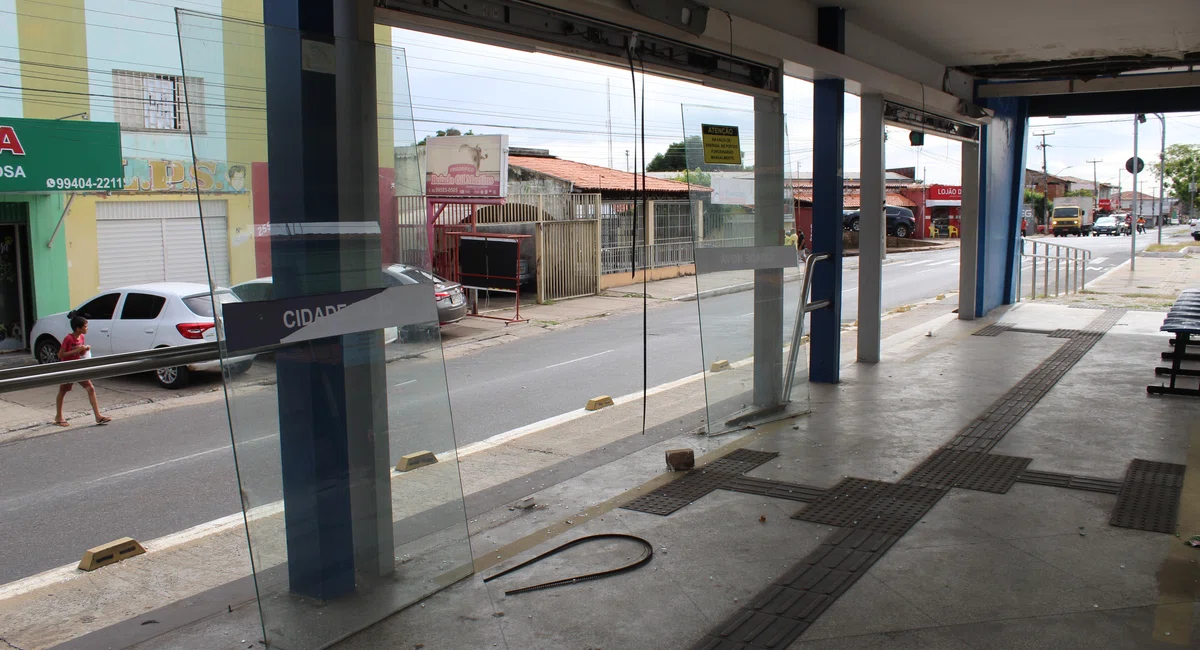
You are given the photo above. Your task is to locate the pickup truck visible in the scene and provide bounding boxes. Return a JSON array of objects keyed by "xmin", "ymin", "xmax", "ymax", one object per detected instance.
[{"xmin": 1050, "ymin": 197, "xmax": 1096, "ymax": 237}]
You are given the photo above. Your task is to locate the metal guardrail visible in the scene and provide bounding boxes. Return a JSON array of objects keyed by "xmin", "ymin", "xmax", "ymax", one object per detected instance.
[
  {"xmin": 783, "ymin": 252, "xmax": 831, "ymax": 402},
  {"xmin": 1017, "ymin": 238, "xmax": 1092, "ymax": 301},
  {"xmin": 0, "ymin": 343, "xmax": 222, "ymax": 393}
]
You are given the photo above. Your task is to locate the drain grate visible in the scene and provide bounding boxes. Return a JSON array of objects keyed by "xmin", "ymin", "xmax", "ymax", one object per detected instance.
[
  {"xmin": 973, "ymin": 323, "xmax": 1014, "ymax": 337},
  {"xmin": 622, "ymin": 449, "xmax": 778, "ymax": 516},
  {"xmin": 722, "ymin": 477, "xmax": 826, "ymax": 503},
  {"xmin": 791, "ymin": 478, "xmax": 890, "ymax": 526},
  {"xmin": 1110, "ymin": 459, "xmax": 1186, "ymax": 533},
  {"xmin": 953, "ymin": 454, "xmax": 1033, "ymax": 494},
  {"xmin": 1017, "ymin": 469, "xmax": 1123, "ymax": 494}
]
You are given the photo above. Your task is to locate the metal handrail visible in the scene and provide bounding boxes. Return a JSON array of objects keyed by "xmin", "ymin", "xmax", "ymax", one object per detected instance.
[
  {"xmin": 783, "ymin": 252, "xmax": 830, "ymax": 402},
  {"xmin": 1017, "ymin": 237, "xmax": 1092, "ymax": 301},
  {"xmin": 0, "ymin": 343, "xmax": 223, "ymax": 393}
]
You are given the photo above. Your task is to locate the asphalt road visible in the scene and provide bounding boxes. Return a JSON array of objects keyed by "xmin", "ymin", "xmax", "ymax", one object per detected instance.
[{"xmin": 0, "ymin": 237, "xmax": 1157, "ymax": 583}]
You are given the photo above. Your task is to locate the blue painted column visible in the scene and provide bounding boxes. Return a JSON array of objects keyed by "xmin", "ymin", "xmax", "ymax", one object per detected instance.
[
  {"xmin": 810, "ymin": 6, "xmax": 845, "ymax": 383},
  {"xmin": 264, "ymin": 0, "xmax": 393, "ymax": 599},
  {"xmin": 974, "ymin": 97, "xmax": 1029, "ymax": 317}
]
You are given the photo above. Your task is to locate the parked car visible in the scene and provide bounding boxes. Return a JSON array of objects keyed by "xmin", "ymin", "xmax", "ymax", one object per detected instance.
[
  {"xmin": 29, "ymin": 283, "xmax": 254, "ymax": 389},
  {"xmin": 1091, "ymin": 216, "xmax": 1128, "ymax": 236},
  {"xmin": 843, "ymin": 206, "xmax": 917, "ymax": 238},
  {"xmin": 1191, "ymin": 221, "xmax": 1200, "ymax": 241}
]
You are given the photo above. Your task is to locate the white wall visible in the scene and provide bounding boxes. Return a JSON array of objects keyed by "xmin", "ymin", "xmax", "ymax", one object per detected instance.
[{"xmin": 0, "ymin": 0, "xmax": 21, "ymax": 118}]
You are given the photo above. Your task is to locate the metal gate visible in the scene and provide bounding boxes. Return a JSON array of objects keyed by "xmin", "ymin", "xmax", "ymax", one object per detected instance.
[{"xmin": 536, "ymin": 220, "xmax": 599, "ymax": 303}]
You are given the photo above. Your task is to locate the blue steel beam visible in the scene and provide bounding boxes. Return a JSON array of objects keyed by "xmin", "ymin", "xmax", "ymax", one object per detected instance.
[{"xmin": 810, "ymin": 6, "xmax": 845, "ymax": 384}]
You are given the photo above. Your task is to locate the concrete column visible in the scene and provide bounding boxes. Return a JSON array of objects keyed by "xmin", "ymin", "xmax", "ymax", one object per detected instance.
[
  {"xmin": 856, "ymin": 93, "xmax": 884, "ymax": 362},
  {"xmin": 694, "ymin": 200, "xmax": 704, "ymax": 243},
  {"xmin": 264, "ymin": 0, "xmax": 394, "ymax": 599},
  {"xmin": 753, "ymin": 93, "xmax": 785, "ymax": 409},
  {"xmin": 958, "ymin": 140, "xmax": 980, "ymax": 319},
  {"xmin": 810, "ymin": 6, "xmax": 845, "ymax": 384}
]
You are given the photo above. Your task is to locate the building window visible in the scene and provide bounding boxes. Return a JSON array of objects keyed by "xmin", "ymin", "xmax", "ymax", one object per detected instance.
[{"xmin": 112, "ymin": 70, "xmax": 205, "ymax": 133}]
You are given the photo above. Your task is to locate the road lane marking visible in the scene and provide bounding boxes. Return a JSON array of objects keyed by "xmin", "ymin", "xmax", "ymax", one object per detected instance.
[
  {"xmin": 1090, "ymin": 256, "xmax": 1108, "ymax": 265},
  {"xmin": 543, "ymin": 349, "xmax": 614, "ymax": 370},
  {"xmin": 926, "ymin": 259, "xmax": 957, "ymax": 267},
  {"xmin": 393, "ymin": 379, "xmax": 417, "ymax": 388},
  {"xmin": 97, "ymin": 434, "xmax": 278, "ymax": 483}
]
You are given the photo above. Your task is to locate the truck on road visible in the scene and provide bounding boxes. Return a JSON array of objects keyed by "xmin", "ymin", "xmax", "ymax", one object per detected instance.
[{"xmin": 1050, "ymin": 197, "xmax": 1095, "ymax": 237}]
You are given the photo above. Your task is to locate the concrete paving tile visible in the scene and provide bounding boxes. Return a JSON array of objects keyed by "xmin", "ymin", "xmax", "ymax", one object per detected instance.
[
  {"xmin": 1009, "ymin": 525, "xmax": 1173, "ymax": 608},
  {"xmin": 868, "ymin": 539, "xmax": 1094, "ymax": 626},
  {"xmin": 335, "ymin": 576, "xmax": 506, "ymax": 650},
  {"xmin": 890, "ymin": 501, "xmax": 998, "ymax": 551},
  {"xmin": 788, "ymin": 627, "xmax": 972, "ymax": 650},
  {"xmin": 938, "ymin": 605, "xmax": 1187, "ymax": 650},
  {"xmin": 937, "ymin": 483, "xmax": 1116, "ymax": 541},
  {"xmin": 801, "ymin": 573, "xmax": 940, "ymax": 641}
]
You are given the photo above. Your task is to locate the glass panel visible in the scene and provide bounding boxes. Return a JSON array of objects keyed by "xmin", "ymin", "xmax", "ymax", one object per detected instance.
[
  {"xmin": 682, "ymin": 105, "xmax": 809, "ymax": 433},
  {"xmin": 178, "ymin": 11, "xmax": 471, "ymax": 649}
]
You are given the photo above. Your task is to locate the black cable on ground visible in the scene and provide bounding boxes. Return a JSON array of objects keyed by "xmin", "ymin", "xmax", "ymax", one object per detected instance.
[{"xmin": 482, "ymin": 534, "xmax": 653, "ymax": 595}]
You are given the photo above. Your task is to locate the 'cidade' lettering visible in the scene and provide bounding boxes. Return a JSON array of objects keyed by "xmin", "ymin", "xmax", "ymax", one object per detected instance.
[{"xmin": 282, "ymin": 303, "xmax": 349, "ymax": 329}]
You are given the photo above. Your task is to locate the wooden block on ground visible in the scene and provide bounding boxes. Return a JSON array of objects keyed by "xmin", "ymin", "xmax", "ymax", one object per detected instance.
[
  {"xmin": 586, "ymin": 395, "xmax": 614, "ymax": 411},
  {"xmin": 666, "ymin": 448, "xmax": 695, "ymax": 471},
  {"xmin": 396, "ymin": 451, "xmax": 438, "ymax": 472},
  {"xmin": 79, "ymin": 537, "xmax": 145, "ymax": 571},
  {"xmin": 710, "ymin": 360, "xmax": 731, "ymax": 372}
]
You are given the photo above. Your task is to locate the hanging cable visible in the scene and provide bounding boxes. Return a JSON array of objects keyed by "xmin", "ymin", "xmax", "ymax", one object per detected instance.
[{"xmin": 626, "ymin": 37, "xmax": 648, "ymax": 435}]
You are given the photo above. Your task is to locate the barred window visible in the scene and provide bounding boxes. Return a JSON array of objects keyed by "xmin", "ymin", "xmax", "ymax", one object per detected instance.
[{"xmin": 112, "ymin": 70, "xmax": 205, "ymax": 133}]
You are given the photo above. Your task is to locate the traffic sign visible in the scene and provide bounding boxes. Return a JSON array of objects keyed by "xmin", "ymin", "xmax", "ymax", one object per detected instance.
[{"xmin": 1125, "ymin": 157, "xmax": 1145, "ymax": 174}]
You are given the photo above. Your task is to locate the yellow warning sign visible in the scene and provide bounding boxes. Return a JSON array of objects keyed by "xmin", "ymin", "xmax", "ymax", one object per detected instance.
[{"xmin": 701, "ymin": 124, "xmax": 742, "ymax": 165}]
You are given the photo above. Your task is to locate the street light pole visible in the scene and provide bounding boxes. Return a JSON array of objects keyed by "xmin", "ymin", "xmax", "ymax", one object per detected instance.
[
  {"xmin": 1131, "ymin": 115, "xmax": 1140, "ymax": 272},
  {"xmin": 1155, "ymin": 113, "xmax": 1166, "ymax": 243}
]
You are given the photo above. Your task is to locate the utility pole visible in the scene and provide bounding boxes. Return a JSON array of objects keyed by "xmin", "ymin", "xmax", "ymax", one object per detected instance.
[
  {"xmin": 606, "ymin": 78, "xmax": 614, "ymax": 169},
  {"xmin": 1155, "ymin": 113, "xmax": 1166, "ymax": 243},
  {"xmin": 625, "ymin": 149, "xmax": 630, "ymax": 173},
  {"xmin": 1034, "ymin": 132, "xmax": 1054, "ymax": 228},
  {"xmin": 1087, "ymin": 159, "xmax": 1103, "ymax": 207}
]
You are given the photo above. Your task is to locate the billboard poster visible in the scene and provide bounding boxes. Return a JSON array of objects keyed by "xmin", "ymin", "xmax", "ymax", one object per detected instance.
[{"xmin": 425, "ymin": 134, "xmax": 508, "ymax": 198}]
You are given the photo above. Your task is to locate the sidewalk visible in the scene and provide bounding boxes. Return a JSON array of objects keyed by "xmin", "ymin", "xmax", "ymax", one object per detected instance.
[
  {"xmin": 14, "ymin": 296, "xmax": 1195, "ymax": 650},
  {"xmin": 0, "ymin": 300, "xmax": 959, "ymax": 650},
  {"xmin": 1048, "ymin": 245, "xmax": 1199, "ymax": 312}
]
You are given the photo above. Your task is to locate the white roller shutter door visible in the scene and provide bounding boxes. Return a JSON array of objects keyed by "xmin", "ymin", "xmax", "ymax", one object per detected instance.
[{"xmin": 96, "ymin": 201, "xmax": 229, "ymax": 290}]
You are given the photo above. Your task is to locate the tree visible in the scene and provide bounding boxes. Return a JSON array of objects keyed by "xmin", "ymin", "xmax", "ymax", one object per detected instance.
[
  {"xmin": 1024, "ymin": 188, "xmax": 1046, "ymax": 220},
  {"xmin": 646, "ymin": 136, "xmax": 743, "ymax": 172},
  {"xmin": 668, "ymin": 168, "xmax": 711, "ymax": 187},
  {"xmin": 416, "ymin": 128, "xmax": 475, "ymax": 146},
  {"xmin": 1153, "ymin": 143, "xmax": 1200, "ymax": 205},
  {"xmin": 1065, "ymin": 189, "xmax": 1094, "ymax": 197}
]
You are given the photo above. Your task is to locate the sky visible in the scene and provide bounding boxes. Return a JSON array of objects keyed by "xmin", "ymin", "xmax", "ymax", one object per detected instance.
[{"xmin": 386, "ymin": 27, "xmax": 1200, "ymax": 190}]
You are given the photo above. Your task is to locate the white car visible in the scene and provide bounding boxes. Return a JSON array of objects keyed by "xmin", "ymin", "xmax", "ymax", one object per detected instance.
[
  {"xmin": 30, "ymin": 282, "xmax": 254, "ymax": 389},
  {"xmin": 1192, "ymin": 221, "xmax": 1200, "ymax": 241}
]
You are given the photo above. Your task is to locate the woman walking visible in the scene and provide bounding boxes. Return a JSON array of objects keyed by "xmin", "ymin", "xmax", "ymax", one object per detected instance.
[{"xmin": 53, "ymin": 312, "xmax": 111, "ymax": 427}]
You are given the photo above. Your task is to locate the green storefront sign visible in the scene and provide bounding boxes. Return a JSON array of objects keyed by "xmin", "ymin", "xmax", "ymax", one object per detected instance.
[{"xmin": 0, "ymin": 117, "xmax": 123, "ymax": 193}]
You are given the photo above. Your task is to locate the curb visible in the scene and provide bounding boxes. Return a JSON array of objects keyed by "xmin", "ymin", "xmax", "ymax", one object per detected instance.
[{"xmin": 672, "ymin": 273, "xmax": 804, "ymax": 302}]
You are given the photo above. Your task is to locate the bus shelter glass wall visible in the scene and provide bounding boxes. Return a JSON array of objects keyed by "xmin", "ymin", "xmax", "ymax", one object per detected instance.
[
  {"xmin": 178, "ymin": 12, "xmax": 471, "ymax": 649},
  {"xmin": 682, "ymin": 105, "xmax": 808, "ymax": 432}
]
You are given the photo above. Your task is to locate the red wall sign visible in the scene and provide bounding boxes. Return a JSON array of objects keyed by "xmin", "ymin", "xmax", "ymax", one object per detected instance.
[{"xmin": 928, "ymin": 184, "xmax": 962, "ymax": 200}]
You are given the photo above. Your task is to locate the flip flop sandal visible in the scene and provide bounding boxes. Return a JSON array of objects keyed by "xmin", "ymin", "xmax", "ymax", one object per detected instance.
[
  {"xmin": 53, "ymin": 420, "xmax": 70, "ymax": 427},
  {"xmin": 96, "ymin": 417, "xmax": 112, "ymax": 425}
]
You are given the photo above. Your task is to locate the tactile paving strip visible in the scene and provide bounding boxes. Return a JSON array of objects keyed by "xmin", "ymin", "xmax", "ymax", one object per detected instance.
[
  {"xmin": 693, "ymin": 309, "xmax": 1126, "ymax": 648},
  {"xmin": 790, "ymin": 478, "xmax": 890, "ymax": 526},
  {"xmin": 851, "ymin": 483, "xmax": 945, "ymax": 536},
  {"xmin": 1110, "ymin": 459, "xmax": 1186, "ymax": 533},
  {"xmin": 900, "ymin": 449, "xmax": 984, "ymax": 489},
  {"xmin": 722, "ymin": 477, "xmax": 826, "ymax": 503},
  {"xmin": 621, "ymin": 449, "xmax": 778, "ymax": 516},
  {"xmin": 1016, "ymin": 469, "xmax": 1122, "ymax": 494},
  {"xmin": 691, "ymin": 528, "xmax": 898, "ymax": 650},
  {"xmin": 972, "ymin": 322, "xmax": 1014, "ymax": 337},
  {"xmin": 1048, "ymin": 329, "xmax": 1082, "ymax": 338},
  {"xmin": 952, "ymin": 454, "xmax": 1033, "ymax": 494}
]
